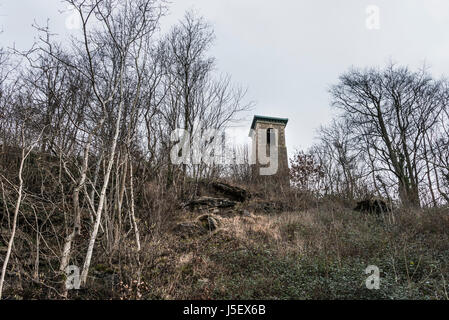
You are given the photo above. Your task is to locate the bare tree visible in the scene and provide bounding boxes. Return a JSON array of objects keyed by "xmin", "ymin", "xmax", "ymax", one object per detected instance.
[
  {"xmin": 0, "ymin": 124, "xmax": 42, "ymax": 299},
  {"xmin": 158, "ymin": 11, "xmax": 252, "ymax": 186},
  {"xmin": 0, "ymin": 1, "xmax": 253, "ymax": 298},
  {"xmin": 329, "ymin": 63, "xmax": 448, "ymax": 207},
  {"xmin": 314, "ymin": 119, "xmax": 366, "ymax": 199}
]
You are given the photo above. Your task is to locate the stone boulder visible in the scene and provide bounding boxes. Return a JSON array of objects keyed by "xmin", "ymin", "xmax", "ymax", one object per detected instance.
[
  {"xmin": 173, "ymin": 214, "xmax": 221, "ymax": 237},
  {"xmin": 197, "ymin": 214, "xmax": 221, "ymax": 231}
]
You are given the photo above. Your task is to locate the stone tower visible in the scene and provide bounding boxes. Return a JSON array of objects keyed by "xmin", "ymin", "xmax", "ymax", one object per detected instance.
[{"xmin": 249, "ymin": 115, "xmax": 289, "ymax": 185}]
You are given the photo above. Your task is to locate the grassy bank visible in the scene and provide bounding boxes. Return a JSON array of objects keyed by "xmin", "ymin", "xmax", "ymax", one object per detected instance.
[
  {"xmin": 99, "ymin": 206, "xmax": 449, "ymax": 300},
  {"xmin": 2, "ymin": 198, "xmax": 448, "ymax": 300}
]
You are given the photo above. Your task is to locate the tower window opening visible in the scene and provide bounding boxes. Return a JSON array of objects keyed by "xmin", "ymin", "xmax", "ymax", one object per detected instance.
[{"xmin": 267, "ymin": 128, "xmax": 274, "ymax": 145}]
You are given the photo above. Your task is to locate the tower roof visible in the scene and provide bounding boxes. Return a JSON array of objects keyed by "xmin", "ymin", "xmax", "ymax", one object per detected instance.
[{"xmin": 250, "ymin": 115, "xmax": 289, "ymax": 130}]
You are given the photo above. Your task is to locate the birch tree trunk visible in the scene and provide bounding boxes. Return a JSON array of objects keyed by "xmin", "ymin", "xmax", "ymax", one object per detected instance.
[
  {"xmin": 128, "ymin": 157, "xmax": 141, "ymax": 252},
  {"xmin": 0, "ymin": 131, "xmax": 36, "ymax": 299},
  {"xmin": 80, "ymin": 101, "xmax": 123, "ymax": 285}
]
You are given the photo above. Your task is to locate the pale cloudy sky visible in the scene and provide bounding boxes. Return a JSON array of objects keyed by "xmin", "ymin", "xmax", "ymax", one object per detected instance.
[{"xmin": 1, "ymin": 0, "xmax": 449, "ymax": 156}]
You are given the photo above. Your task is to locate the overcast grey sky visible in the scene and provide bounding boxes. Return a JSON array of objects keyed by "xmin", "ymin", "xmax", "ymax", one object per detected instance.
[{"xmin": 1, "ymin": 0, "xmax": 449, "ymax": 156}]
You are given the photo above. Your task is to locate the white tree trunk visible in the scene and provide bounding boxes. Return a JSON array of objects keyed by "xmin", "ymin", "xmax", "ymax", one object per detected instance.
[
  {"xmin": 60, "ymin": 134, "xmax": 93, "ymax": 279},
  {"xmin": 80, "ymin": 102, "xmax": 123, "ymax": 285},
  {"xmin": 129, "ymin": 158, "xmax": 141, "ymax": 252},
  {"xmin": 0, "ymin": 138, "xmax": 34, "ymax": 299}
]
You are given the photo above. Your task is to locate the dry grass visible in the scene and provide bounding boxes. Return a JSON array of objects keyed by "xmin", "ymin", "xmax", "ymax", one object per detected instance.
[
  {"xmin": 105, "ymin": 205, "xmax": 449, "ymax": 300},
  {"xmin": 3, "ymin": 195, "xmax": 448, "ymax": 300}
]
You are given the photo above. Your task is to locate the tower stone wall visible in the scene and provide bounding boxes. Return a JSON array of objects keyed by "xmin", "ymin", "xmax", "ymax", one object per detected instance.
[{"xmin": 249, "ymin": 115, "xmax": 289, "ymax": 186}]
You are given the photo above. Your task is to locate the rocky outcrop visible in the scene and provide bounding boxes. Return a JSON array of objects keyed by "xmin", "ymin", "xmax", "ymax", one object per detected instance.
[
  {"xmin": 175, "ymin": 181, "xmax": 251, "ymax": 238},
  {"xmin": 183, "ymin": 181, "xmax": 251, "ymax": 213},
  {"xmin": 209, "ymin": 181, "xmax": 250, "ymax": 202},
  {"xmin": 354, "ymin": 198, "xmax": 391, "ymax": 215},
  {"xmin": 184, "ymin": 196, "xmax": 237, "ymax": 210}
]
